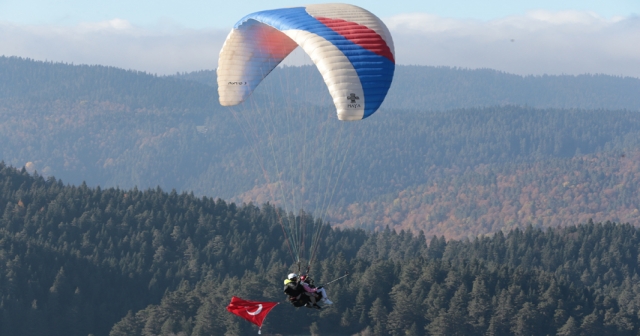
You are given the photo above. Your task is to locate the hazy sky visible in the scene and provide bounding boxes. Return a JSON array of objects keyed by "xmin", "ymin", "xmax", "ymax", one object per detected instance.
[{"xmin": 0, "ymin": 0, "xmax": 638, "ymax": 76}]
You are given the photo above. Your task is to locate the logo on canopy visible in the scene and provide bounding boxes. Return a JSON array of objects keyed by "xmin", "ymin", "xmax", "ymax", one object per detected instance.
[{"xmin": 347, "ymin": 93, "xmax": 359, "ymax": 103}]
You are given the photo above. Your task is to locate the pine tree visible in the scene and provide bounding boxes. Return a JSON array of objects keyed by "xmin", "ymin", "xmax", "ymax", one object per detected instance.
[
  {"xmin": 109, "ymin": 311, "xmax": 142, "ymax": 336},
  {"xmin": 579, "ymin": 309, "xmax": 603, "ymax": 336},
  {"xmin": 468, "ymin": 276, "xmax": 490, "ymax": 332},
  {"xmin": 511, "ymin": 302, "xmax": 542, "ymax": 336},
  {"xmin": 556, "ymin": 316, "xmax": 579, "ymax": 336},
  {"xmin": 369, "ymin": 298, "xmax": 388, "ymax": 336},
  {"xmin": 486, "ymin": 290, "xmax": 513, "ymax": 336},
  {"xmin": 446, "ymin": 285, "xmax": 472, "ymax": 335},
  {"xmin": 425, "ymin": 312, "xmax": 453, "ymax": 336},
  {"xmin": 191, "ymin": 301, "xmax": 218, "ymax": 336}
]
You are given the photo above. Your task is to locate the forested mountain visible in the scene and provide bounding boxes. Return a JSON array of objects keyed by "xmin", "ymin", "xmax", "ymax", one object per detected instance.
[
  {"xmin": 0, "ymin": 56, "xmax": 219, "ymax": 110},
  {"xmin": 335, "ymin": 150, "xmax": 640, "ymax": 239},
  {"xmin": 2, "ymin": 56, "xmax": 640, "ymax": 238},
  {"xmin": 1, "ymin": 164, "xmax": 639, "ymax": 335},
  {"xmin": 178, "ymin": 66, "xmax": 640, "ymax": 111}
]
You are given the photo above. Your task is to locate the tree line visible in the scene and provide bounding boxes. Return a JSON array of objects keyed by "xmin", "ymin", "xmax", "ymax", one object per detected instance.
[{"xmin": 1, "ymin": 163, "xmax": 639, "ymax": 335}]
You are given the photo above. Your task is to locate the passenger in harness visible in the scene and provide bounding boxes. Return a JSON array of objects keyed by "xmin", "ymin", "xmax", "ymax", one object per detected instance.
[
  {"xmin": 300, "ymin": 275, "xmax": 333, "ymax": 305},
  {"xmin": 283, "ymin": 273, "xmax": 321, "ymax": 309}
]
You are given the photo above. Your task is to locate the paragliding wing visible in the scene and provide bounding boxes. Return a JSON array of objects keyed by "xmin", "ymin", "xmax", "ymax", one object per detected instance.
[
  {"xmin": 217, "ymin": 3, "xmax": 395, "ymax": 121},
  {"xmin": 226, "ymin": 296, "xmax": 278, "ymax": 331}
]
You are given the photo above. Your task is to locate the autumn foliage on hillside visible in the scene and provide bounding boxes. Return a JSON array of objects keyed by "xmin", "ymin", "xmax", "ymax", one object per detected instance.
[{"xmin": 334, "ymin": 151, "xmax": 640, "ymax": 239}]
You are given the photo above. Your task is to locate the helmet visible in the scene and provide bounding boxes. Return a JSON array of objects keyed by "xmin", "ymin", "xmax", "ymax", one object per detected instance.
[
  {"xmin": 288, "ymin": 273, "xmax": 298, "ymax": 280},
  {"xmin": 300, "ymin": 275, "xmax": 307, "ymax": 281}
]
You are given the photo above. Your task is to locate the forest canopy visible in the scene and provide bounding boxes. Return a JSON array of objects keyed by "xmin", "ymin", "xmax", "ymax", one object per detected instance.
[{"xmin": 0, "ymin": 163, "xmax": 639, "ymax": 335}]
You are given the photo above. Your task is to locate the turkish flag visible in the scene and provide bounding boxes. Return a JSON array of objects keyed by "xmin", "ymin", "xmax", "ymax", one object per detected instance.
[{"xmin": 226, "ymin": 296, "xmax": 279, "ymax": 331}]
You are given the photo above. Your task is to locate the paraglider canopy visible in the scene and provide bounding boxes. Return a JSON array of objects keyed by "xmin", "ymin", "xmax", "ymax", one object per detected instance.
[
  {"xmin": 217, "ymin": 3, "xmax": 395, "ymax": 121},
  {"xmin": 217, "ymin": 3, "xmax": 395, "ymax": 269}
]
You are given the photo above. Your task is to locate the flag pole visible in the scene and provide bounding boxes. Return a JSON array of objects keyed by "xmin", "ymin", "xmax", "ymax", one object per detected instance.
[{"xmin": 258, "ymin": 302, "xmax": 278, "ymax": 334}]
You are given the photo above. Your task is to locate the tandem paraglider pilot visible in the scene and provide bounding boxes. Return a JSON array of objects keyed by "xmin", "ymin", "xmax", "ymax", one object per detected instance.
[{"xmin": 283, "ymin": 273, "xmax": 333, "ymax": 309}]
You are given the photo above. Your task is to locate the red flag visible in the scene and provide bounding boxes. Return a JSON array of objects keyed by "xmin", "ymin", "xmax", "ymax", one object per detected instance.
[{"xmin": 226, "ymin": 296, "xmax": 278, "ymax": 333}]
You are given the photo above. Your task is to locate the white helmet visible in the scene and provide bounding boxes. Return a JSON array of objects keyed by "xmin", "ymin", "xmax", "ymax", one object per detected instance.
[{"xmin": 288, "ymin": 273, "xmax": 298, "ymax": 280}]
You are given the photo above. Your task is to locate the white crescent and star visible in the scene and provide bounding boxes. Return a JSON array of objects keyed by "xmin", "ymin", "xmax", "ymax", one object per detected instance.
[{"xmin": 246, "ymin": 304, "xmax": 263, "ymax": 315}]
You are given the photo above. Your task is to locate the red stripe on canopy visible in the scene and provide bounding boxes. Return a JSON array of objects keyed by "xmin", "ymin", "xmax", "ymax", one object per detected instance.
[{"xmin": 315, "ymin": 17, "xmax": 395, "ymax": 63}]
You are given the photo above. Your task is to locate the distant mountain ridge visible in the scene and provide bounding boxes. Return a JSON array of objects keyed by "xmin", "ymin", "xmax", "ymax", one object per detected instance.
[
  {"xmin": 0, "ymin": 56, "xmax": 220, "ymax": 111},
  {"xmin": 177, "ymin": 65, "xmax": 640, "ymax": 111},
  {"xmin": 3, "ymin": 56, "xmax": 639, "ymax": 112},
  {"xmin": 2, "ymin": 56, "xmax": 640, "ymax": 238}
]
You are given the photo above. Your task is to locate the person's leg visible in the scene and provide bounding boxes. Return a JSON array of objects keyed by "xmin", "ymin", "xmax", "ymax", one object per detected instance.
[
  {"xmin": 317, "ymin": 288, "xmax": 333, "ymax": 304},
  {"xmin": 305, "ymin": 292, "xmax": 316, "ymax": 305},
  {"xmin": 317, "ymin": 288, "xmax": 328, "ymax": 300}
]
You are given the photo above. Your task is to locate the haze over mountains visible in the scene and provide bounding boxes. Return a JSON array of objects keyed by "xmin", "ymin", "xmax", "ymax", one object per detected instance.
[{"xmin": 2, "ymin": 56, "xmax": 640, "ymax": 238}]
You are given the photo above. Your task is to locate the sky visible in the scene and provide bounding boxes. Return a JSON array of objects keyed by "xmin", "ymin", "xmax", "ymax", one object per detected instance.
[{"xmin": 0, "ymin": 0, "xmax": 638, "ymax": 76}]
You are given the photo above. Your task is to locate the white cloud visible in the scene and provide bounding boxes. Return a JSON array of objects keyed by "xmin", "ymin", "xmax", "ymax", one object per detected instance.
[
  {"xmin": 386, "ymin": 10, "xmax": 640, "ymax": 77},
  {"xmin": 1, "ymin": 11, "xmax": 639, "ymax": 77},
  {"xmin": 0, "ymin": 19, "xmax": 227, "ymax": 74},
  {"xmin": 77, "ymin": 18, "xmax": 134, "ymax": 31},
  {"xmin": 385, "ymin": 13, "xmax": 472, "ymax": 33}
]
